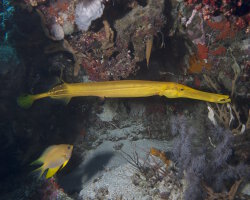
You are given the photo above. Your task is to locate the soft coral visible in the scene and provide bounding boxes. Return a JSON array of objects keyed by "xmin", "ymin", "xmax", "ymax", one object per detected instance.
[{"xmin": 169, "ymin": 115, "xmax": 249, "ymax": 200}]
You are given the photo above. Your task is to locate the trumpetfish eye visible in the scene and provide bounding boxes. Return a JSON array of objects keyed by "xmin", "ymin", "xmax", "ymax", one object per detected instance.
[{"xmin": 218, "ymin": 97, "xmax": 231, "ymax": 103}]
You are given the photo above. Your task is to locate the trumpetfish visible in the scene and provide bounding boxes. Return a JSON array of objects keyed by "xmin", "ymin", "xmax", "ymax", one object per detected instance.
[{"xmin": 17, "ymin": 80, "xmax": 230, "ymax": 108}]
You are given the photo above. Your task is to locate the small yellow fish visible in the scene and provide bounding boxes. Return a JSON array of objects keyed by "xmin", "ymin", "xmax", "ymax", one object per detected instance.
[
  {"xmin": 17, "ymin": 80, "xmax": 231, "ymax": 109},
  {"xmin": 31, "ymin": 144, "xmax": 73, "ymax": 179}
]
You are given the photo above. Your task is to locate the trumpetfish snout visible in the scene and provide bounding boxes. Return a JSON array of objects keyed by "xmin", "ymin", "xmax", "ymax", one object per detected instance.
[
  {"xmin": 177, "ymin": 89, "xmax": 231, "ymax": 103},
  {"xmin": 160, "ymin": 83, "xmax": 231, "ymax": 104}
]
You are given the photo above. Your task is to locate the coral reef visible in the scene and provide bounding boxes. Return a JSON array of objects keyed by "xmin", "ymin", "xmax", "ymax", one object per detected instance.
[
  {"xmin": 172, "ymin": 0, "xmax": 250, "ymax": 101},
  {"xmin": 69, "ymin": 0, "xmax": 166, "ymax": 80},
  {"xmin": 185, "ymin": 0, "xmax": 249, "ymax": 23},
  {"xmin": 2, "ymin": 177, "xmax": 73, "ymax": 200},
  {"xmin": 23, "ymin": 0, "xmax": 47, "ymax": 7},
  {"xmin": 114, "ymin": 0, "xmax": 166, "ymax": 63},
  {"xmin": 38, "ymin": 178, "xmax": 72, "ymax": 200},
  {"xmin": 20, "ymin": 0, "xmax": 166, "ymax": 80},
  {"xmin": 203, "ymin": 178, "xmax": 243, "ymax": 200},
  {"xmin": 75, "ymin": 0, "xmax": 104, "ymax": 31},
  {"xmin": 169, "ymin": 114, "xmax": 249, "ymax": 200},
  {"xmin": 0, "ymin": 44, "xmax": 19, "ymax": 75},
  {"xmin": 119, "ymin": 145, "xmax": 183, "ymax": 200},
  {"xmin": 38, "ymin": 0, "xmax": 75, "ymax": 40},
  {"xmin": 0, "ymin": 0, "xmax": 15, "ymax": 39}
]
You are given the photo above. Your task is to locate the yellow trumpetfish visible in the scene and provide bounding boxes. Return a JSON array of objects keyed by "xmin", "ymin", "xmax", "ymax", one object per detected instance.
[{"xmin": 17, "ymin": 80, "xmax": 230, "ymax": 108}]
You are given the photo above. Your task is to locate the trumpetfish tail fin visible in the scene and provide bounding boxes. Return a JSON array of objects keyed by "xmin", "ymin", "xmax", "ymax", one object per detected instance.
[
  {"xmin": 17, "ymin": 93, "xmax": 48, "ymax": 108},
  {"xmin": 17, "ymin": 94, "xmax": 36, "ymax": 109}
]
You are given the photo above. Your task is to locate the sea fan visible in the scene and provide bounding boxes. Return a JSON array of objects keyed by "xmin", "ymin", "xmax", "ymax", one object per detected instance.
[
  {"xmin": 212, "ymin": 132, "xmax": 233, "ymax": 169},
  {"xmin": 189, "ymin": 155, "xmax": 206, "ymax": 176},
  {"xmin": 169, "ymin": 114, "xmax": 247, "ymax": 199},
  {"xmin": 184, "ymin": 171, "xmax": 203, "ymax": 200}
]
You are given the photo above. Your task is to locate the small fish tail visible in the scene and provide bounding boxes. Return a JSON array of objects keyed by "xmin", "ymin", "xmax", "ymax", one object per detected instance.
[
  {"xmin": 31, "ymin": 165, "xmax": 45, "ymax": 179},
  {"xmin": 17, "ymin": 94, "xmax": 35, "ymax": 109},
  {"xmin": 30, "ymin": 157, "xmax": 43, "ymax": 166}
]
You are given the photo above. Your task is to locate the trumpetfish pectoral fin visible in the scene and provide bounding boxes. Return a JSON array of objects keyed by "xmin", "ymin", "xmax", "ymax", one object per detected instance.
[
  {"xmin": 46, "ymin": 166, "xmax": 61, "ymax": 179},
  {"xmin": 51, "ymin": 96, "xmax": 72, "ymax": 105}
]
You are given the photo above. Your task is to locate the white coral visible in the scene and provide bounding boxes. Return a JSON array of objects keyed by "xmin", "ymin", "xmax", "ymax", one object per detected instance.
[
  {"xmin": 51, "ymin": 23, "xmax": 64, "ymax": 40},
  {"xmin": 75, "ymin": 0, "xmax": 104, "ymax": 31},
  {"xmin": 207, "ymin": 106, "xmax": 217, "ymax": 126}
]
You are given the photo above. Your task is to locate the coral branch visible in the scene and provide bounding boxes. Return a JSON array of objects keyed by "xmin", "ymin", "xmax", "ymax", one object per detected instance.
[{"xmin": 203, "ymin": 179, "xmax": 243, "ymax": 200}]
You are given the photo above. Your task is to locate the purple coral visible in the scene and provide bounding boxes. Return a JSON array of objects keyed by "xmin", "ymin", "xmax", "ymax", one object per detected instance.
[
  {"xmin": 212, "ymin": 132, "xmax": 233, "ymax": 168},
  {"xmin": 184, "ymin": 171, "xmax": 204, "ymax": 200},
  {"xmin": 171, "ymin": 115, "xmax": 196, "ymax": 172},
  {"xmin": 169, "ymin": 115, "xmax": 247, "ymax": 199},
  {"xmin": 170, "ymin": 115, "xmax": 188, "ymax": 136},
  {"xmin": 189, "ymin": 155, "xmax": 206, "ymax": 176}
]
